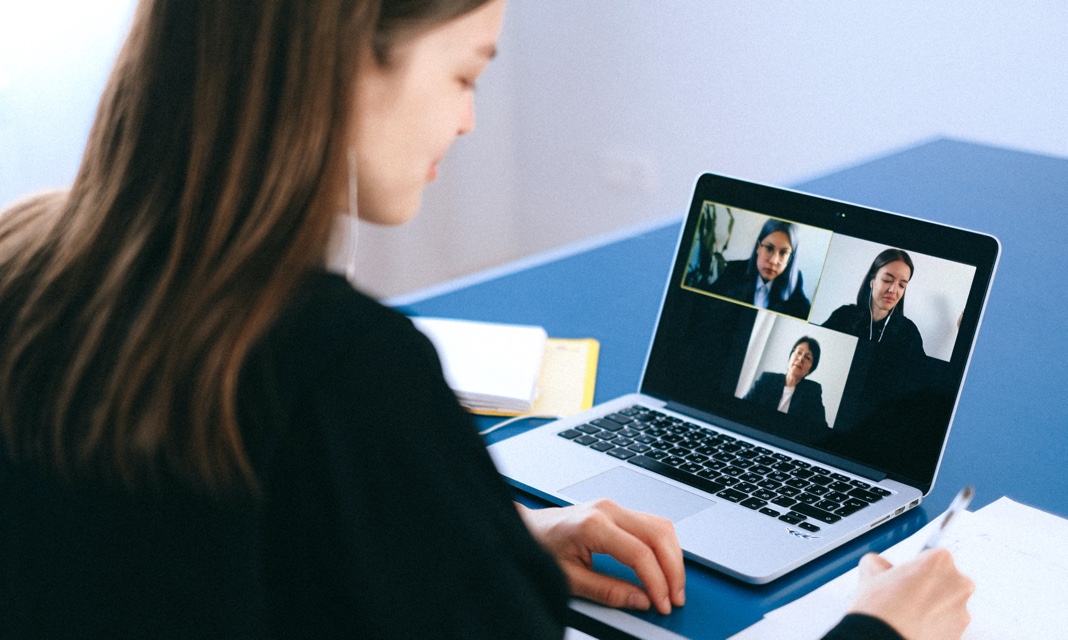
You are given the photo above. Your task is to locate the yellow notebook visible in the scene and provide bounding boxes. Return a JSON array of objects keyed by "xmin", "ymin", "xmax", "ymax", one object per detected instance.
[{"xmin": 473, "ymin": 338, "xmax": 600, "ymax": 418}]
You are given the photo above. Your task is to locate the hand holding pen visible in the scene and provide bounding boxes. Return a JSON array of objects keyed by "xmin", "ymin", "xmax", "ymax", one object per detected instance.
[{"xmin": 922, "ymin": 485, "xmax": 975, "ymax": 552}]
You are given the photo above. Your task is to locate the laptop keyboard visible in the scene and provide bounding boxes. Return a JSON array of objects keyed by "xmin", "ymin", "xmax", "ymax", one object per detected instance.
[{"xmin": 557, "ymin": 405, "xmax": 891, "ymax": 533}]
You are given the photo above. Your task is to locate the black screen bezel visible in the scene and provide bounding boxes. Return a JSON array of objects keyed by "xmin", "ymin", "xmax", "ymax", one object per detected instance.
[{"xmin": 640, "ymin": 173, "xmax": 1000, "ymax": 493}]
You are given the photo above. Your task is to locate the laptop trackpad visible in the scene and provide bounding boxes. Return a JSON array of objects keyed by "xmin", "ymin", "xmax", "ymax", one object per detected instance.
[{"xmin": 559, "ymin": 466, "xmax": 715, "ymax": 523}]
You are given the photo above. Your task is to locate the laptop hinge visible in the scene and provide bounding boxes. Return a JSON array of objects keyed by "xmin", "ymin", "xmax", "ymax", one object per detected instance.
[{"xmin": 664, "ymin": 402, "xmax": 888, "ymax": 483}]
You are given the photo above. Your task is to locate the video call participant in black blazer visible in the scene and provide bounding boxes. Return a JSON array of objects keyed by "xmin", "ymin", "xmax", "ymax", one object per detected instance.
[
  {"xmin": 822, "ymin": 248, "xmax": 925, "ymax": 357},
  {"xmin": 744, "ymin": 336, "xmax": 828, "ymax": 429},
  {"xmin": 710, "ymin": 219, "xmax": 812, "ymax": 320}
]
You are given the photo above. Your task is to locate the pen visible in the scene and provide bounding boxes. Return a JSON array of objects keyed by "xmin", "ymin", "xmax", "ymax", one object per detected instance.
[{"xmin": 921, "ymin": 485, "xmax": 974, "ymax": 552}]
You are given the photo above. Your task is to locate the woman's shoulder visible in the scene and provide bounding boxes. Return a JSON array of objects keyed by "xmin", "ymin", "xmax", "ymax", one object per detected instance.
[
  {"xmin": 277, "ymin": 271, "xmax": 418, "ymax": 343},
  {"xmin": 822, "ymin": 304, "xmax": 862, "ymax": 327},
  {"xmin": 756, "ymin": 371, "xmax": 786, "ymax": 386},
  {"xmin": 829, "ymin": 303, "xmax": 862, "ymax": 316},
  {"xmin": 722, "ymin": 259, "xmax": 750, "ymax": 277},
  {"xmin": 711, "ymin": 259, "xmax": 752, "ymax": 291},
  {"xmin": 251, "ymin": 271, "xmax": 437, "ymax": 387}
]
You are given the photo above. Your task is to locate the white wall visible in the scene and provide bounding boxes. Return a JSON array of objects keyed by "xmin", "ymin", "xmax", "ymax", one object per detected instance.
[{"xmin": 2, "ymin": 1, "xmax": 1066, "ymax": 298}]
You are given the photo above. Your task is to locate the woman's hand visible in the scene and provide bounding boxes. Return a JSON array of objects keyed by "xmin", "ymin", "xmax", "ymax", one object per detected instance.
[
  {"xmin": 847, "ymin": 549, "xmax": 975, "ymax": 640},
  {"xmin": 516, "ymin": 499, "xmax": 686, "ymax": 615}
]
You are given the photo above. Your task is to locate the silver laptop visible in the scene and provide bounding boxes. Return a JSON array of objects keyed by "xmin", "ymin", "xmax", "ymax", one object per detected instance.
[{"xmin": 488, "ymin": 173, "xmax": 999, "ymax": 584}]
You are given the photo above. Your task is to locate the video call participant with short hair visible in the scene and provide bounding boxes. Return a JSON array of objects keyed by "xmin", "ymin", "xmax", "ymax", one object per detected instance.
[{"xmin": 745, "ymin": 336, "xmax": 829, "ymax": 428}]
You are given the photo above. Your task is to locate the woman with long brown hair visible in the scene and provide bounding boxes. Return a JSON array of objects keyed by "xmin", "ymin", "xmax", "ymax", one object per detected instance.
[{"xmin": 0, "ymin": 1, "xmax": 971, "ymax": 638}]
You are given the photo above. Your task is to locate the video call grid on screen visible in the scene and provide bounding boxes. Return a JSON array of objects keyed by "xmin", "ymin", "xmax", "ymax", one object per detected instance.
[
  {"xmin": 679, "ymin": 200, "xmax": 976, "ymax": 427},
  {"xmin": 642, "ymin": 175, "xmax": 998, "ymax": 489}
]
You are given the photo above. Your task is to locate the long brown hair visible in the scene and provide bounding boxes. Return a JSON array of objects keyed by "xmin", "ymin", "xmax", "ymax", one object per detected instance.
[{"xmin": 0, "ymin": 0, "xmax": 492, "ymax": 494}]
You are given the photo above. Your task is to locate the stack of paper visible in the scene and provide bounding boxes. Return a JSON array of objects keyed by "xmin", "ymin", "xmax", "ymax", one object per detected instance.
[
  {"xmin": 411, "ymin": 316, "xmax": 599, "ymax": 417},
  {"xmin": 728, "ymin": 497, "xmax": 1068, "ymax": 639},
  {"xmin": 412, "ymin": 317, "xmax": 549, "ymax": 414}
]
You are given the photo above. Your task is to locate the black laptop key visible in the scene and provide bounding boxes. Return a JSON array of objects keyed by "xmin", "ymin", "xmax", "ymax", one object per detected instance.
[
  {"xmin": 810, "ymin": 466, "xmax": 831, "ymax": 476},
  {"xmin": 828, "ymin": 481, "xmax": 854, "ymax": 493},
  {"xmin": 721, "ymin": 466, "xmax": 744, "ymax": 477},
  {"xmin": 717, "ymin": 488, "xmax": 747, "ymax": 503},
  {"xmin": 808, "ymin": 474, "xmax": 833, "ymax": 486},
  {"xmin": 575, "ymin": 423, "xmax": 600, "ymax": 434},
  {"xmin": 741, "ymin": 497, "xmax": 767, "ymax": 510},
  {"xmin": 590, "ymin": 440, "xmax": 615, "ymax": 452},
  {"xmin": 574, "ymin": 435, "xmax": 599, "ymax": 446},
  {"xmin": 739, "ymin": 473, "xmax": 763, "ymax": 484},
  {"xmin": 558, "ymin": 429, "xmax": 583, "ymax": 440},
  {"xmin": 791, "ymin": 503, "xmax": 842, "ymax": 524},
  {"xmin": 798, "ymin": 521, "xmax": 821, "ymax": 532},
  {"xmin": 870, "ymin": 487, "xmax": 892, "ymax": 497},
  {"xmin": 626, "ymin": 443, "xmax": 651, "ymax": 454},
  {"xmin": 679, "ymin": 462, "xmax": 704, "ymax": 474},
  {"xmin": 607, "ymin": 447, "xmax": 637, "ymax": 460},
  {"xmin": 771, "ymin": 496, "xmax": 797, "ymax": 508},
  {"xmin": 734, "ymin": 482, "xmax": 759, "ymax": 494},
  {"xmin": 619, "ymin": 406, "xmax": 643, "ymax": 417},
  {"xmin": 591, "ymin": 419, "xmax": 624, "ymax": 432},
  {"xmin": 815, "ymin": 499, "xmax": 841, "ymax": 511},
  {"xmin": 696, "ymin": 468, "xmax": 721, "ymax": 480},
  {"xmin": 795, "ymin": 493, "xmax": 820, "ymax": 505},
  {"xmin": 785, "ymin": 478, "xmax": 810, "ymax": 489},
  {"xmin": 848, "ymin": 487, "xmax": 884, "ymax": 503},
  {"xmin": 826, "ymin": 491, "xmax": 849, "ymax": 503},
  {"xmin": 605, "ymin": 413, "xmax": 633, "ymax": 425},
  {"xmin": 611, "ymin": 437, "xmax": 634, "ymax": 447},
  {"xmin": 753, "ymin": 489, "xmax": 776, "ymax": 501},
  {"xmin": 628, "ymin": 455, "xmax": 725, "ymax": 495},
  {"xmin": 646, "ymin": 450, "xmax": 669, "ymax": 461},
  {"xmin": 835, "ymin": 503, "xmax": 866, "ymax": 517},
  {"xmin": 779, "ymin": 513, "xmax": 804, "ymax": 525}
]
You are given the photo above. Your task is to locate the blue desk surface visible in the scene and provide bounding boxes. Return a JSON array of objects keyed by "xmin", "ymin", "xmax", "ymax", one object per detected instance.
[{"xmin": 399, "ymin": 138, "xmax": 1068, "ymax": 639}]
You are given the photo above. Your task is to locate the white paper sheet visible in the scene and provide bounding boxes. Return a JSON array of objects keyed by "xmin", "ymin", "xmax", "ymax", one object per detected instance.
[{"xmin": 729, "ymin": 497, "xmax": 1068, "ymax": 639}]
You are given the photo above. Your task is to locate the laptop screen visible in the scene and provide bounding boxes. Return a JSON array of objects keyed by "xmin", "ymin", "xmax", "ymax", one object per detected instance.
[{"xmin": 641, "ymin": 174, "xmax": 999, "ymax": 493}]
